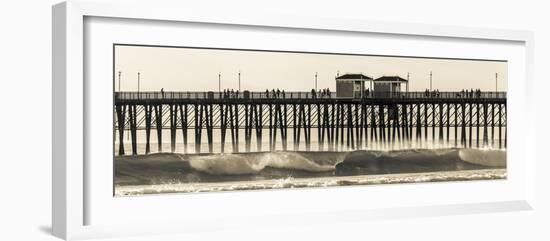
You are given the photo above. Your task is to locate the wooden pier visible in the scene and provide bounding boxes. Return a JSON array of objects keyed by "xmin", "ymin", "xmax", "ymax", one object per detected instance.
[{"xmin": 114, "ymin": 91, "xmax": 507, "ymax": 155}]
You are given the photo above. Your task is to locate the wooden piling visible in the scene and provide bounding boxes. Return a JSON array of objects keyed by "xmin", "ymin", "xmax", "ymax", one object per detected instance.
[
  {"xmin": 169, "ymin": 104, "xmax": 177, "ymax": 153},
  {"xmin": 283, "ymin": 104, "xmax": 288, "ymax": 151},
  {"xmin": 307, "ymin": 104, "xmax": 312, "ymax": 151},
  {"xmin": 256, "ymin": 104, "xmax": 263, "ymax": 152},
  {"xmin": 361, "ymin": 103, "xmax": 366, "ymax": 149},
  {"xmin": 461, "ymin": 103, "xmax": 466, "ymax": 147},
  {"xmin": 491, "ymin": 103, "xmax": 495, "ymax": 146},
  {"xmin": 468, "ymin": 103, "xmax": 472, "ymax": 148},
  {"xmin": 292, "ymin": 104, "xmax": 297, "ymax": 150},
  {"xmin": 229, "ymin": 104, "xmax": 236, "ymax": 152},
  {"xmin": 346, "ymin": 104, "xmax": 355, "ymax": 150},
  {"xmin": 483, "ymin": 103, "xmax": 488, "ymax": 146},
  {"xmin": 195, "ymin": 104, "xmax": 203, "ymax": 153},
  {"xmin": 116, "ymin": 105, "xmax": 126, "ymax": 156},
  {"xmin": 432, "ymin": 103, "xmax": 435, "ymax": 142},
  {"xmin": 316, "ymin": 103, "xmax": 325, "ymax": 151},
  {"xmin": 245, "ymin": 104, "xmax": 251, "ymax": 152},
  {"xmin": 154, "ymin": 105, "xmax": 163, "ymax": 152},
  {"xmin": 424, "ymin": 103, "xmax": 428, "ymax": 142},
  {"xmin": 220, "ymin": 104, "xmax": 226, "ymax": 153},
  {"xmin": 416, "ymin": 104, "xmax": 421, "ymax": 145},
  {"xmin": 269, "ymin": 104, "xmax": 273, "ymax": 151},
  {"xmin": 438, "ymin": 103, "xmax": 443, "ymax": 145},
  {"xmin": 476, "ymin": 103, "xmax": 480, "ymax": 148},
  {"xmin": 181, "ymin": 104, "xmax": 188, "ymax": 154},
  {"xmin": 330, "ymin": 103, "xmax": 336, "ymax": 150},
  {"xmin": 207, "ymin": 104, "xmax": 214, "ymax": 153},
  {"xmin": 144, "ymin": 105, "xmax": 152, "ymax": 154},
  {"xmin": 446, "ymin": 104, "xmax": 450, "ymax": 145},
  {"xmin": 454, "ymin": 103, "xmax": 458, "ymax": 147},
  {"xmin": 498, "ymin": 103, "xmax": 502, "ymax": 149},
  {"xmin": 235, "ymin": 104, "xmax": 240, "ymax": 152},
  {"xmin": 379, "ymin": 105, "xmax": 385, "ymax": 147},
  {"xmin": 296, "ymin": 104, "xmax": 303, "ymax": 150},
  {"xmin": 335, "ymin": 104, "xmax": 340, "ymax": 150},
  {"xmin": 129, "ymin": 105, "xmax": 137, "ymax": 155}
]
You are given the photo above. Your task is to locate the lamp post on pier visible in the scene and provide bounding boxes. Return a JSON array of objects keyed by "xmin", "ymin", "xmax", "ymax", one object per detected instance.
[
  {"xmin": 137, "ymin": 72, "xmax": 141, "ymax": 94},
  {"xmin": 315, "ymin": 72, "xmax": 318, "ymax": 90},
  {"xmin": 118, "ymin": 71, "xmax": 121, "ymax": 92},
  {"xmin": 430, "ymin": 71, "xmax": 432, "ymax": 92},
  {"xmin": 495, "ymin": 73, "xmax": 498, "ymax": 92}
]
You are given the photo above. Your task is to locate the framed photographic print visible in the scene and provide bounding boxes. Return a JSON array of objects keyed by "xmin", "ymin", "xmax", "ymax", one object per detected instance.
[
  {"xmin": 113, "ymin": 44, "xmax": 508, "ymax": 196},
  {"xmin": 52, "ymin": 0, "xmax": 535, "ymax": 240}
]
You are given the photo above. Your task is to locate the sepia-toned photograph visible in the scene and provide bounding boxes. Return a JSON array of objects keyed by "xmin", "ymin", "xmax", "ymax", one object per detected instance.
[{"xmin": 113, "ymin": 44, "xmax": 507, "ymax": 196}]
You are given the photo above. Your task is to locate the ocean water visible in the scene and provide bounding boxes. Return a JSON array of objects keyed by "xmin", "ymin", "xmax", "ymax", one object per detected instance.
[{"xmin": 114, "ymin": 148, "xmax": 506, "ymax": 196}]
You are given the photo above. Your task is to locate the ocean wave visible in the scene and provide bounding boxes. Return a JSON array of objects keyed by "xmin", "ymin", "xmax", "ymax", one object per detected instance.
[
  {"xmin": 185, "ymin": 148, "xmax": 506, "ymax": 175},
  {"xmin": 187, "ymin": 152, "xmax": 346, "ymax": 175},
  {"xmin": 115, "ymin": 148, "xmax": 506, "ymax": 186},
  {"xmin": 458, "ymin": 148, "xmax": 506, "ymax": 167}
]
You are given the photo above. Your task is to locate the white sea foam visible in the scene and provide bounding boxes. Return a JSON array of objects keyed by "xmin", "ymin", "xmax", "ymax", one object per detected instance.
[
  {"xmin": 184, "ymin": 148, "xmax": 506, "ymax": 175},
  {"xmin": 115, "ymin": 169, "xmax": 507, "ymax": 196},
  {"xmin": 188, "ymin": 152, "xmax": 344, "ymax": 175}
]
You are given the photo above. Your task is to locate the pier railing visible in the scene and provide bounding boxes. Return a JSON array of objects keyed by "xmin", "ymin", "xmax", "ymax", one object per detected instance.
[{"xmin": 115, "ymin": 91, "xmax": 506, "ymax": 100}]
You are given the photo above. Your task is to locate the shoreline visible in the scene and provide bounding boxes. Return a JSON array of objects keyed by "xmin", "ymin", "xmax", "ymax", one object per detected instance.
[{"xmin": 115, "ymin": 168, "xmax": 506, "ymax": 196}]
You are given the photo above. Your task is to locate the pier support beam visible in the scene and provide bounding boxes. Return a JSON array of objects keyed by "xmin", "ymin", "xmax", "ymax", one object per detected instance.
[
  {"xmin": 468, "ymin": 103, "xmax": 472, "ymax": 148},
  {"xmin": 154, "ymin": 105, "xmax": 163, "ymax": 152},
  {"xmin": 129, "ymin": 105, "xmax": 137, "ymax": 155},
  {"xmin": 144, "ymin": 105, "xmax": 152, "ymax": 154},
  {"xmin": 476, "ymin": 103, "xmax": 480, "ymax": 148},
  {"xmin": 180, "ymin": 104, "xmax": 188, "ymax": 154},
  {"xmin": 170, "ymin": 104, "xmax": 177, "ymax": 153},
  {"xmin": 483, "ymin": 103, "xmax": 488, "ymax": 147},
  {"xmin": 116, "ymin": 105, "xmax": 126, "ymax": 156}
]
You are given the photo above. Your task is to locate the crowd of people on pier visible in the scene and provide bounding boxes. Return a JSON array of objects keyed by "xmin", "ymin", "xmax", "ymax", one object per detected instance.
[
  {"xmin": 222, "ymin": 89, "xmax": 241, "ymax": 98},
  {"xmin": 265, "ymin": 89, "xmax": 287, "ymax": 99},
  {"xmin": 177, "ymin": 88, "xmax": 492, "ymax": 100},
  {"xmin": 221, "ymin": 88, "xmax": 335, "ymax": 99},
  {"xmin": 311, "ymin": 88, "xmax": 332, "ymax": 98},
  {"xmin": 457, "ymin": 89, "xmax": 484, "ymax": 98},
  {"xmin": 422, "ymin": 88, "xmax": 484, "ymax": 98}
]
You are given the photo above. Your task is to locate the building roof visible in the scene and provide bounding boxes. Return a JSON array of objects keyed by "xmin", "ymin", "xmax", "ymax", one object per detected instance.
[
  {"xmin": 335, "ymin": 73, "xmax": 373, "ymax": 81},
  {"xmin": 373, "ymin": 76, "xmax": 408, "ymax": 82}
]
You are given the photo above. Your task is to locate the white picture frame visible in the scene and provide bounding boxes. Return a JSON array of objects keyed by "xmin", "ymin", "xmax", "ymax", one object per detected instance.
[{"xmin": 52, "ymin": 0, "xmax": 535, "ymax": 240}]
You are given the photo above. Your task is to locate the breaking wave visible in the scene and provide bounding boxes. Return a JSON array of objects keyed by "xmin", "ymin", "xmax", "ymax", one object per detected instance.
[
  {"xmin": 187, "ymin": 152, "xmax": 346, "ymax": 175},
  {"xmin": 114, "ymin": 148, "xmax": 506, "ymax": 187},
  {"xmin": 183, "ymin": 148, "xmax": 506, "ymax": 175},
  {"xmin": 458, "ymin": 148, "xmax": 506, "ymax": 167}
]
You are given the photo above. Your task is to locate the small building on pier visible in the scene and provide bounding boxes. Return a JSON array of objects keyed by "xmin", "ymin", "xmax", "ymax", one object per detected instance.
[
  {"xmin": 335, "ymin": 73, "xmax": 373, "ymax": 98},
  {"xmin": 373, "ymin": 76, "xmax": 408, "ymax": 98}
]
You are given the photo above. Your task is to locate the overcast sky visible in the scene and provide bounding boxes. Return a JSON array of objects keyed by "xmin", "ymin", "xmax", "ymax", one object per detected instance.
[{"xmin": 114, "ymin": 45, "xmax": 508, "ymax": 92}]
